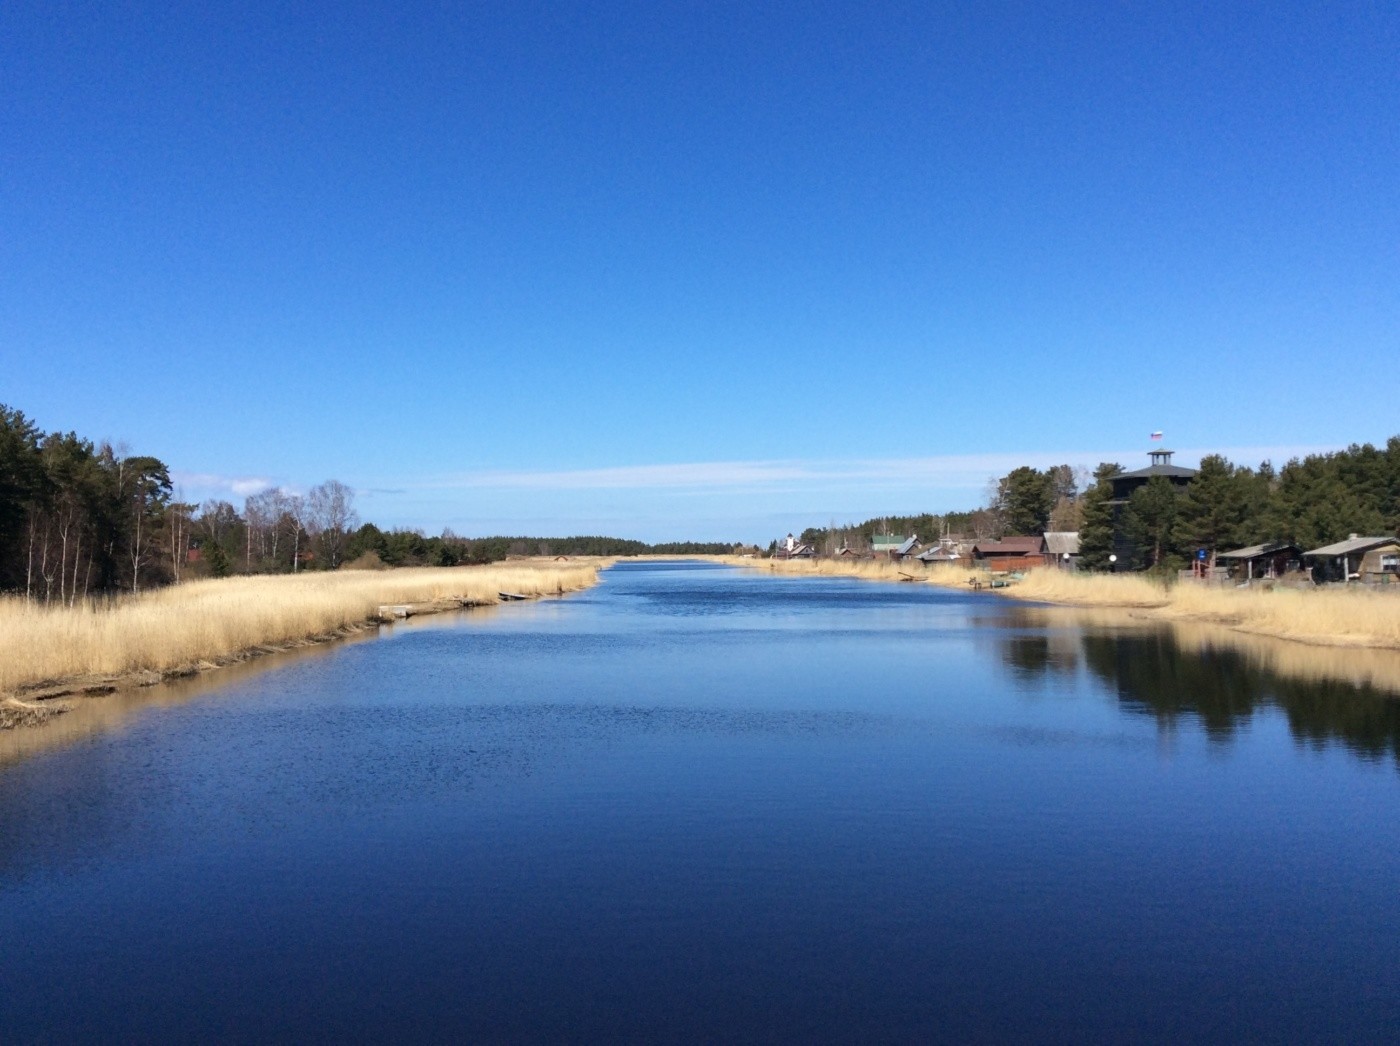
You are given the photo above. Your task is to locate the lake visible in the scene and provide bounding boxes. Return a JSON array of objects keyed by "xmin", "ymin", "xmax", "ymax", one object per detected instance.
[{"xmin": 4, "ymin": 561, "xmax": 1400, "ymax": 1041}]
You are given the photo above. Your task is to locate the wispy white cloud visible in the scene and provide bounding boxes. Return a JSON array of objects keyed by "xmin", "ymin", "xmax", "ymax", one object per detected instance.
[
  {"xmin": 413, "ymin": 444, "xmax": 1331, "ymax": 494},
  {"xmin": 172, "ymin": 471, "xmax": 286, "ymax": 499}
]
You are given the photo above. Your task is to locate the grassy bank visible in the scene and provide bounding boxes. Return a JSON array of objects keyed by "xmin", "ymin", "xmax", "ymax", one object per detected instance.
[
  {"xmin": 740, "ymin": 557, "xmax": 1400, "ymax": 650},
  {"xmin": 0, "ymin": 560, "xmax": 604, "ymax": 706}
]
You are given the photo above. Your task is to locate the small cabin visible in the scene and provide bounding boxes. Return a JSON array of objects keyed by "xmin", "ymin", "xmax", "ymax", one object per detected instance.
[
  {"xmin": 1043, "ymin": 532, "xmax": 1080, "ymax": 569},
  {"xmin": 916, "ymin": 543, "xmax": 962, "ymax": 566},
  {"xmin": 1217, "ymin": 542, "xmax": 1302, "ymax": 581},
  {"xmin": 1359, "ymin": 543, "xmax": 1400, "ymax": 583},
  {"xmin": 1302, "ymin": 535, "xmax": 1400, "ymax": 583},
  {"xmin": 890, "ymin": 536, "xmax": 920, "ymax": 560},
  {"xmin": 971, "ymin": 536, "xmax": 1047, "ymax": 571},
  {"xmin": 773, "ymin": 543, "xmax": 816, "ymax": 560}
]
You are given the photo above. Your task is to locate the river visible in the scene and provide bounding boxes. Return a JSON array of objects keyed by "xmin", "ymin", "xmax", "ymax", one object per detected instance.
[{"xmin": 3, "ymin": 561, "xmax": 1399, "ymax": 1041}]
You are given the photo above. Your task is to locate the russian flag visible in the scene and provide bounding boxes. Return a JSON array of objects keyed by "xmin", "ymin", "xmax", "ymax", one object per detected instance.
[{"xmin": 1149, "ymin": 431, "xmax": 1163, "ymax": 440}]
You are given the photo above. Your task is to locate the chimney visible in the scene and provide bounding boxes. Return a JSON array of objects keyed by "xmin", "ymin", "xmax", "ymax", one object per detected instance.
[{"xmin": 1349, "ymin": 533, "xmax": 1359, "ymax": 540}]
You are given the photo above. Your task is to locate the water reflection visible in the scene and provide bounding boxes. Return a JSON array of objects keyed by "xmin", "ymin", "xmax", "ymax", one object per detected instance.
[
  {"xmin": 4, "ymin": 563, "xmax": 1400, "ymax": 1041},
  {"xmin": 999, "ymin": 632, "xmax": 1083, "ymax": 679},
  {"xmin": 999, "ymin": 607, "xmax": 1400, "ymax": 764},
  {"xmin": 0, "ymin": 626, "xmax": 386, "ymax": 769}
]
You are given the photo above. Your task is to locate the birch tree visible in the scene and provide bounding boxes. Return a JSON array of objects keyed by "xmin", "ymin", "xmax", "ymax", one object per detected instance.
[{"xmin": 307, "ymin": 480, "xmax": 358, "ymax": 570}]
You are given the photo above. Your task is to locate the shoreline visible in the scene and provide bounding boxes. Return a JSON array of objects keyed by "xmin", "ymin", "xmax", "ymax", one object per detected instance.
[
  {"xmin": 736, "ymin": 556, "xmax": 1400, "ymax": 654},
  {"xmin": 1, "ymin": 619, "xmax": 380, "ymax": 729},
  {"xmin": 0, "ymin": 561, "xmax": 606, "ymax": 732}
]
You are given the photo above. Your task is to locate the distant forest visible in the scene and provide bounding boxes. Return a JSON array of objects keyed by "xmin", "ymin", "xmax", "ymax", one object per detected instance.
[{"xmin": 0, "ymin": 404, "xmax": 735, "ymax": 602}]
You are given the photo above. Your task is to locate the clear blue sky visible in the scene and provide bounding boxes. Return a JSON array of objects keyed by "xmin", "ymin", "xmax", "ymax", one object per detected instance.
[{"xmin": 4, "ymin": 2, "xmax": 1397, "ymax": 542}]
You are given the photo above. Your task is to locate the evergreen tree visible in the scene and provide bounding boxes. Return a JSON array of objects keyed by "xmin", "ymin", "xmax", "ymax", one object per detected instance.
[
  {"xmin": 1247, "ymin": 460, "xmax": 1286, "ymax": 542},
  {"xmin": 1383, "ymin": 436, "xmax": 1400, "ymax": 534},
  {"xmin": 1173, "ymin": 454, "xmax": 1253, "ymax": 561},
  {"xmin": 0, "ymin": 405, "xmax": 44, "ymax": 589},
  {"xmin": 1123, "ymin": 477, "xmax": 1181, "ymax": 570},
  {"xmin": 995, "ymin": 466, "xmax": 1055, "ymax": 535},
  {"xmin": 1078, "ymin": 463, "xmax": 1122, "ymax": 571},
  {"xmin": 202, "ymin": 538, "xmax": 231, "ymax": 578}
]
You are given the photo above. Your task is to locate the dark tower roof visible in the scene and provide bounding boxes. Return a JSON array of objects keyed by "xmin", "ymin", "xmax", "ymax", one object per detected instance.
[{"xmin": 1114, "ymin": 449, "xmax": 1198, "ymax": 482}]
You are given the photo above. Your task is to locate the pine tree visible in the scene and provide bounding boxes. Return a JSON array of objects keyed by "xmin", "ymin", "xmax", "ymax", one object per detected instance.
[
  {"xmin": 1173, "ymin": 455, "xmax": 1252, "ymax": 562},
  {"xmin": 1078, "ymin": 462, "xmax": 1122, "ymax": 571},
  {"xmin": 1123, "ymin": 477, "xmax": 1181, "ymax": 570}
]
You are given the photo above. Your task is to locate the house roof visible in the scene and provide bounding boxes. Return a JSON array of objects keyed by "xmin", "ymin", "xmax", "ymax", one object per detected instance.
[
  {"xmin": 894, "ymin": 536, "xmax": 919, "ymax": 555},
  {"xmin": 1302, "ymin": 536, "xmax": 1400, "ymax": 558},
  {"xmin": 1218, "ymin": 541, "xmax": 1300, "ymax": 560},
  {"xmin": 917, "ymin": 546, "xmax": 960, "ymax": 561},
  {"xmin": 871, "ymin": 535, "xmax": 907, "ymax": 549},
  {"xmin": 973, "ymin": 537, "xmax": 1045, "ymax": 556},
  {"xmin": 1043, "ymin": 532, "xmax": 1080, "ymax": 555}
]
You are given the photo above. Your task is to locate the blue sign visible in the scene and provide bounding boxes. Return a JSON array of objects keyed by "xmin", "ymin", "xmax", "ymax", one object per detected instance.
[{"xmin": 1197, "ymin": 549, "xmax": 1207, "ymax": 561}]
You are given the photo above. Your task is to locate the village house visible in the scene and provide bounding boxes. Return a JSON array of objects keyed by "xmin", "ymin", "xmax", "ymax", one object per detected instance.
[
  {"xmin": 773, "ymin": 543, "xmax": 816, "ymax": 559},
  {"xmin": 1043, "ymin": 531, "xmax": 1080, "ymax": 569},
  {"xmin": 1217, "ymin": 542, "xmax": 1302, "ymax": 582},
  {"xmin": 916, "ymin": 541, "xmax": 963, "ymax": 566},
  {"xmin": 871, "ymin": 534, "xmax": 908, "ymax": 557},
  {"xmin": 773, "ymin": 533, "xmax": 817, "ymax": 559},
  {"xmin": 971, "ymin": 536, "xmax": 1047, "ymax": 571},
  {"xmin": 1302, "ymin": 535, "xmax": 1400, "ymax": 583},
  {"xmin": 889, "ymin": 536, "xmax": 920, "ymax": 561}
]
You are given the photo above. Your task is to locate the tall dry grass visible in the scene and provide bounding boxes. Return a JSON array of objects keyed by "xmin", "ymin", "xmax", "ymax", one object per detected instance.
[
  {"xmin": 740, "ymin": 556, "xmax": 1400, "ymax": 650},
  {"xmin": 734, "ymin": 555, "xmax": 1170, "ymax": 605},
  {"xmin": 1157, "ymin": 582, "xmax": 1400, "ymax": 647},
  {"xmin": 0, "ymin": 561, "xmax": 602, "ymax": 695}
]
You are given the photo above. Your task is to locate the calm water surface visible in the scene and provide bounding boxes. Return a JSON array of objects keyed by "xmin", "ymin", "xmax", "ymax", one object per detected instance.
[{"xmin": 4, "ymin": 562, "xmax": 1400, "ymax": 1041}]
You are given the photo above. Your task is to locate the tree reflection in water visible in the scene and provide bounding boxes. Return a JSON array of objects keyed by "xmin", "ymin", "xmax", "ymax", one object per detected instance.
[{"xmin": 997, "ymin": 609, "xmax": 1400, "ymax": 766}]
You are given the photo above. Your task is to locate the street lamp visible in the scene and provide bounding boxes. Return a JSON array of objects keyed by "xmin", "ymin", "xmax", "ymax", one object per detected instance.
[{"xmin": 1108, "ymin": 553, "xmax": 1117, "ymax": 573}]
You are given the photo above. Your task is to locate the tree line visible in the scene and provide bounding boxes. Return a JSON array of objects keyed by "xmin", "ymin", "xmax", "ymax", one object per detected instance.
[
  {"xmin": 0, "ymin": 404, "xmax": 735, "ymax": 600},
  {"xmin": 793, "ymin": 439, "xmax": 1400, "ymax": 573},
  {"xmin": 796, "ymin": 464, "xmax": 1084, "ymax": 552},
  {"xmin": 1078, "ymin": 439, "xmax": 1400, "ymax": 572},
  {"xmin": 1, "ymin": 405, "xmax": 175, "ymax": 600}
]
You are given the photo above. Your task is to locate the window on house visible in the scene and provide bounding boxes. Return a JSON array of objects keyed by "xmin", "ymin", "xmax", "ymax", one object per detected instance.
[{"xmin": 1381, "ymin": 553, "xmax": 1400, "ymax": 574}]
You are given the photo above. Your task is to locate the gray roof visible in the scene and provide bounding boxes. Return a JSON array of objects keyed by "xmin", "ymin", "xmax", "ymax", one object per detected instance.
[
  {"xmin": 1218, "ymin": 541, "xmax": 1299, "ymax": 560},
  {"xmin": 895, "ymin": 536, "xmax": 919, "ymax": 555},
  {"xmin": 1302, "ymin": 536, "xmax": 1399, "ymax": 558},
  {"xmin": 1043, "ymin": 532, "xmax": 1080, "ymax": 556},
  {"xmin": 1114, "ymin": 463, "xmax": 1199, "ymax": 481},
  {"xmin": 917, "ymin": 545, "xmax": 960, "ymax": 562},
  {"xmin": 972, "ymin": 537, "xmax": 1045, "ymax": 555}
]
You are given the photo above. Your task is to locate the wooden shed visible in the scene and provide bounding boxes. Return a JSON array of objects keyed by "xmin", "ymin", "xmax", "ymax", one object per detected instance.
[
  {"xmin": 1217, "ymin": 542, "xmax": 1301, "ymax": 581},
  {"xmin": 1043, "ymin": 532, "xmax": 1080, "ymax": 569},
  {"xmin": 971, "ymin": 536, "xmax": 1047, "ymax": 571}
]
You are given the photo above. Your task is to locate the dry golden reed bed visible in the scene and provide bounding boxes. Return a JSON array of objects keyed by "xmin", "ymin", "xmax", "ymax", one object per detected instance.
[
  {"xmin": 0, "ymin": 561, "xmax": 602, "ymax": 698},
  {"xmin": 738, "ymin": 557, "xmax": 1400, "ymax": 650}
]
